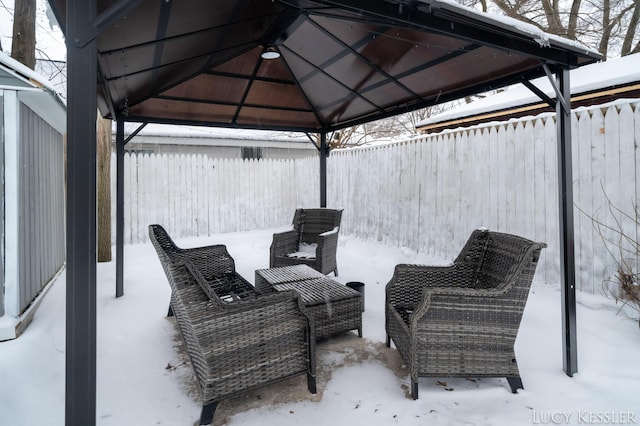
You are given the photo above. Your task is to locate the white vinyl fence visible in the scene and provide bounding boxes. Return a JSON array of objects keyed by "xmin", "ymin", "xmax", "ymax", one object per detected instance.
[
  {"xmin": 328, "ymin": 98, "xmax": 639, "ymax": 293},
  {"xmin": 110, "ymin": 155, "xmax": 318, "ymax": 244},
  {"xmin": 113, "ymin": 98, "xmax": 639, "ymax": 293}
]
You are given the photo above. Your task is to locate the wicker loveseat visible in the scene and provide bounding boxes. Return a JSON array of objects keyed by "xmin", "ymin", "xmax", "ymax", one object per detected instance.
[
  {"xmin": 149, "ymin": 224, "xmax": 316, "ymax": 425},
  {"xmin": 385, "ymin": 229, "xmax": 546, "ymax": 400},
  {"xmin": 270, "ymin": 208, "xmax": 343, "ymax": 276}
]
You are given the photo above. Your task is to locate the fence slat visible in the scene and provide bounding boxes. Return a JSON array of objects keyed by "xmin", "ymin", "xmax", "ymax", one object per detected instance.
[{"xmin": 112, "ymin": 100, "xmax": 637, "ymax": 293}]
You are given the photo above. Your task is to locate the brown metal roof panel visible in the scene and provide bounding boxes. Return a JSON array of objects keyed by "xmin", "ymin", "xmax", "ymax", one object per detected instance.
[
  {"xmin": 361, "ymin": 82, "xmax": 416, "ymax": 109},
  {"xmin": 303, "ymin": 72, "xmax": 377, "ymax": 116},
  {"xmin": 323, "ymin": 56, "xmax": 388, "ymax": 92},
  {"xmin": 255, "ymin": 57, "xmax": 298, "ymax": 83},
  {"xmin": 284, "ymin": 19, "xmax": 351, "ymax": 71},
  {"xmin": 245, "ymin": 81, "xmax": 312, "ymax": 110},
  {"xmin": 318, "ymin": 95, "xmax": 380, "ymax": 123},
  {"xmin": 129, "ymin": 98, "xmax": 237, "ymax": 124},
  {"xmin": 372, "ymin": 34, "xmax": 473, "ymax": 78},
  {"xmin": 399, "ymin": 48, "xmax": 539, "ymax": 96},
  {"xmin": 163, "ymin": 0, "xmax": 284, "ymax": 38},
  {"xmin": 103, "ymin": 59, "xmax": 234, "ymax": 114},
  {"xmin": 99, "ymin": 45, "xmax": 157, "ymax": 80},
  {"xmin": 161, "ymin": 74, "xmax": 249, "ymax": 105},
  {"xmin": 94, "ymin": 0, "xmax": 163, "ymax": 51},
  {"xmin": 282, "ymin": 53, "xmax": 358, "ymax": 105},
  {"xmin": 210, "ymin": 48, "xmax": 264, "ymax": 76},
  {"xmin": 236, "ymin": 107, "xmax": 320, "ymax": 128}
]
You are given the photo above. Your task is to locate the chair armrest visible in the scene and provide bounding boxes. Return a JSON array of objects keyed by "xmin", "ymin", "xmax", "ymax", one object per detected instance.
[
  {"xmin": 318, "ymin": 226, "xmax": 339, "ymax": 237},
  {"xmin": 175, "ymin": 287, "xmax": 316, "ymax": 382},
  {"xmin": 176, "ymin": 284, "xmax": 313, "ymax": 332},
  {"xmin": 385, "ymin": 263, "xmax": 459, "ymax": 309},
  {"xmin": 316, "ymin": 227, "xmax": 339, "ymax": 256},
  {"xmin": 177, "ymin": 244, "xmax": 228, "ymax": 258},
  {"xmin": 270, "ymin": 230, "xmax": 299, "ymax": 257},
  {"xmin": 170, "ymin": 244, "xmax": 236, "ymax": 280},
  {"xmin": 411, "ymin": 284, "xmax": 517, "ymax": 331}
]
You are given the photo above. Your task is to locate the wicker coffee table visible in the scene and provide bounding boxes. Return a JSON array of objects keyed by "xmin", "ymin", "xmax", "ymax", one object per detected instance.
[{"xmin": 255, "ymin": 265, "xmax": 362, "ymax": 340}]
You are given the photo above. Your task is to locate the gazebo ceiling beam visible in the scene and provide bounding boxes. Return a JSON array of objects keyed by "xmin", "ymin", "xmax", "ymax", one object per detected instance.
[
  {"xmin": 146, "ymin": 0, "xmax": 172, "ymax": 98},
  {"xmin": 102, "ymin": 40, "xmax": 257, "ymax": 83},
  {"xmin": 294, "ymin": 0, "xmax": 586, "ymax": 67},
  {"xmin": 280, "ymin": 43, "xmax": 384, "ymax": 113},
  {"xmin": 121, "ymin": 115, "xmax": 322, "ymax": 133},
  {"xmin": 305, "ymin": 16, "xmax": 420, "ymax": 100},
  {"xmin": 99, "ymin": 11, "xmax": 281, "ymax": 56},
  {"xmin": 154, "ymin": 95, "xmax": 314, "ymax": 114},
  {"xmin": 295, "ymin": 20, "xmax": 392, "ymax": 85},
  {"xmin": 323, "ymin": 66, "xmax": 548, "ymax": 132},
  {"xmin": 73, "ymin": 0, "xmax": 144, "ymax": 47},
  {"xmin": 203, "ymin": 70, "xmax": 296, "ymax": 86}
]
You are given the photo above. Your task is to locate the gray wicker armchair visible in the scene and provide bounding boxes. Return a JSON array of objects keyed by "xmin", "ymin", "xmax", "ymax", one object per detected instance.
[
  {"xmin": 385, "ymin": 229, "xmax": 546, "ymax": 400},
  {"xmin": 270, "ymin": 208, "xmax": 343, "ymax": 276},
  {"xmin": 149, "ymin": 224, "xmax": 316, "ymax": 425}
]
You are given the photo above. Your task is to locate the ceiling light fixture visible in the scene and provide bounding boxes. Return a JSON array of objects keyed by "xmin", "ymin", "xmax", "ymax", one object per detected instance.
[{"xmin": 261, "ymin": 46, "xmax": 281, "ymax": 60}]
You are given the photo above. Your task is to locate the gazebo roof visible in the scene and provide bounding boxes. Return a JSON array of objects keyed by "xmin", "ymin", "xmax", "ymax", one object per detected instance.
[
  {"xmin": 49, "ymin": 3, "xmax": 603, "ymax": 423},
  {"xmin": 416, "ymin": 53, "xmax": 640, "ymax": 133},
  {"xmin": 49, "ymin": 0, "xmax": 600, "ymax": 133}
]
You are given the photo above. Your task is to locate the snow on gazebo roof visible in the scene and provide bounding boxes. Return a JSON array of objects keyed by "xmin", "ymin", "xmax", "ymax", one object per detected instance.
[{"xmin": 417, "ymin": 53, "xmax": 640, "ymax": 133}]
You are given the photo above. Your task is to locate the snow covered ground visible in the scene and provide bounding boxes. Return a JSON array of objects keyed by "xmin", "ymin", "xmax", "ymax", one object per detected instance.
[{"xmin": 1, "ymin": 228, "xmax": 639, "ymax": 426}]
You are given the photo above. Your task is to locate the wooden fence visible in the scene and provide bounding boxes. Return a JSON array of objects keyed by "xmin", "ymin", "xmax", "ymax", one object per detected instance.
[
  {"xmin": 113, "ymin": 99, "xmax": 639, "ymax": 293},
  {"xmin": 328, "ymin": 99, "xmax": 639, "ymax": 293},
  {"xmin": 110, "ymin": 154, "xmax": 318, "ymax": 244}
]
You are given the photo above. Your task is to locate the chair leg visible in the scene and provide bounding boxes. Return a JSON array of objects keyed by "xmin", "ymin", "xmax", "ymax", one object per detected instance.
[
  {"xmin": 411, "ymin": 379, "xmax": 419, "ymax": 400},
  {"xmin": 199, "ymin": 401, "xmax": 218, "ymax": 425},
  {"xmin": 334, "ymin": 266, "xmax": 339, "ymax": 277},
  {"xmin": 167, "ymin": 304, "xmax": 174, "ymax": 317},
  {"xmin": 507, "ymin": 377, "xmax": 523, "ymax": 393},
  {"xmin": 307, "ymin": 373, "xmax": 317, "ymax": 394},
  {"xmin": 386, "ymin": 334, "xmax": 391, "ymax": 347}
]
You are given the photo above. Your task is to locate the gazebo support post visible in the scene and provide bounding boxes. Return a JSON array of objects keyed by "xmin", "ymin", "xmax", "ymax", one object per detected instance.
[
  {"xmin": 115, "ymin": 119, "xmax": 125, "ymax": 298},
  {"xmin": 114, "ymin": 121, "xmax": 146, "ymax": 297},
  {"xmin": 556, "ymin": 67, "xmax": 578, "ymax": 376},
  {"xmin": 66, "ymin": 0, "xmax": 98, "ymax": 424},
  {"xmin": 320, "ymin": 132, "xmax": 328, "ymax": 207}
]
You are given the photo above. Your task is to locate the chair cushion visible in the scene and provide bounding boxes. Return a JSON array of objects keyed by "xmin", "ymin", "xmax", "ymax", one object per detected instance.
[{"xmin": 286, "ymin": 243, "xmax": 317, "ymax": 259}]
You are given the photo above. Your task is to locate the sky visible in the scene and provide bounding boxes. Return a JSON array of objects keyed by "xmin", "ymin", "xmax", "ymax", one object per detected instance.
[
  {"xmin": 0, "ymin": 0, "xmax": 66, "ymax": 61},
  {"xmin": 0, "ymin": 227, "xmax": 639, "ymax": 425}
]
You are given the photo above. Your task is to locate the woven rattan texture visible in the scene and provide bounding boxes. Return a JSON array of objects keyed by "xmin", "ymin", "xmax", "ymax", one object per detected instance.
[
  {"xmin": 149, "ymin": 224, "xmax": 316, "ymax": 422},
  {"xmin": 385, "ymin": 229, "xmax": 546, "ymax": 398},
  {"xmin": 270, "ymin": 208, "xmax": 343, "ymax": 275},
  {"xmin": 256, "ymin": 265, "xmax": 362, "ymax": 340}
]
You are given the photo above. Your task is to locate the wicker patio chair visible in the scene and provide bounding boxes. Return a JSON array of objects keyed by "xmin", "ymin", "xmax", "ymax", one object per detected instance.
[
  {"xmin": 270, "ymin": 208, "xmax": 343, "ymax": 276},
  {"xmin": 385, "ymin": 229, "xmax": 546, "ymax": 400},
  {"xmin": 149, "ymin": 224, "xmax": 316, "ymax": 425}
]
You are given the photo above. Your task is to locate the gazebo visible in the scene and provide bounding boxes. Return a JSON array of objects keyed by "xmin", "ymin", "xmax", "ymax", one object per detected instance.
[{"xmin": 47, "ymin": 0, "xmax": 601, "ymax": 424}]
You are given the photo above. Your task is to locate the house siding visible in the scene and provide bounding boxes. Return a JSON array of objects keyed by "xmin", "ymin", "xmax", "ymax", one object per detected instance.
[
  {"xmin": 17, "ymin": 103, "xmax": 65, "ymax": 314},
  {"xmin": 0, "ymin": 91, "xmax": 4, "ymax": 317}
]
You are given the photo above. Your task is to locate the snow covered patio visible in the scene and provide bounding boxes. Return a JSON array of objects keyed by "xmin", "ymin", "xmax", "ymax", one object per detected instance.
[{"xmin": 1, "ymin": 228, "xmax": 638, "ymax": 426}]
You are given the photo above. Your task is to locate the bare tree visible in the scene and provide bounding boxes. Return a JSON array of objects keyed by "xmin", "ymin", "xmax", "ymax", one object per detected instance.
[
  {"xmin": 11, "ymin": 0, "xmax": 36, "ymax": 69},
  {"xmin": 460, "ymin": 0, "xmax": 640, "ymax": 60},
  {"xmin": 97, "ymin": 118, "xmax": 112, "ymax": 262},
  {"xmin": 621, "ymin": 0, "xmax": 640, "ymax": 55},
  {"xmin": 577, "ymin": 190, "xmax": 640, "ymax": 323},
  {"xmin": 10, "ymin": 0, "xmax": 112, "ymax": 261},
  {"xmin": 330, "ymin": 0, "xmax": 640, "ymax": 147}
]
